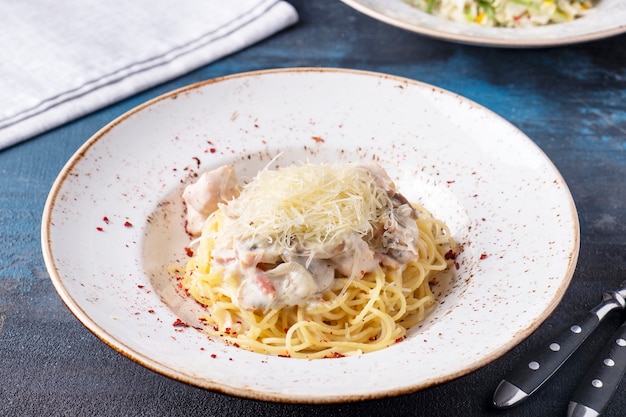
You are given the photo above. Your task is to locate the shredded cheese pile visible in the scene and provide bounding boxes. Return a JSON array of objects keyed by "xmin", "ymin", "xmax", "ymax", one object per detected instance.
[{"xmin": 219, "ymin": 163, "xmax": 392, "ymax": 258}]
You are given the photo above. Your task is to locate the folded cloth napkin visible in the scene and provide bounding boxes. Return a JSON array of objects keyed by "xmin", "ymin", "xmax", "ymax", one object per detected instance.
[{"xmin": 0, "ymin": 0, "xmax": 298, "ymax": 150}]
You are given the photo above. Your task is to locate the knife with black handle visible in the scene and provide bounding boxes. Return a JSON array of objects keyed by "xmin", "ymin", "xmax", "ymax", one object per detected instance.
[
  {"xmin": 492, "ymin": 281, "xmax": 626, "ymax": 409},
  {"xmin": 567, "ymin": 319, "xmax": 626, "ymax": 417}
]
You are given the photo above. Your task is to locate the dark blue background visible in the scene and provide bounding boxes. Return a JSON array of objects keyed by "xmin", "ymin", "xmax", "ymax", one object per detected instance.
[{"xmin": 2, "ymin": 1, "xmax": 626, "ymax": 416}]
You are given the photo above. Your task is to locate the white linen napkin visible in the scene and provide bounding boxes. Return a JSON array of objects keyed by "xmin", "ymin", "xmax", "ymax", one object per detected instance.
[{"xmin": 0, "ymin": 0, "xmax": 298, "ymax": 150}]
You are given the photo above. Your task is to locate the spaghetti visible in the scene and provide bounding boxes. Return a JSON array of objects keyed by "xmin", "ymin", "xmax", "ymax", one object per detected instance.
[{"xmin": 171, "ymin": 162, "xmax": 456, "ymax": 358}]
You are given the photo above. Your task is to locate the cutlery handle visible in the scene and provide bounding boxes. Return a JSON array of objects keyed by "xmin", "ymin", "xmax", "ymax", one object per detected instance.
[
  {"xmin": 493, "ymin": 311, "xmax": 601, "ymax": 408},
  {"xmin": 567, "ymin": 320, "xmax": 626, "ymax": 417}
]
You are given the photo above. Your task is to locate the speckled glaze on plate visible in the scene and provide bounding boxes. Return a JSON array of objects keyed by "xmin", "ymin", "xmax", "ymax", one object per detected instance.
[
  {"xmin": 341, "ymin": 0, "xmax": 626, "ymax": 47},
  {"xmin": 41, "ymin": 68, "xmax": 579, "ymax": 403}
]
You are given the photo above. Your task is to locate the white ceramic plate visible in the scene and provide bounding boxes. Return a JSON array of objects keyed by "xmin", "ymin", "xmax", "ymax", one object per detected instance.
[
  {"xmin": 341, "ymin": 0, "xmax": 626, "ymax": 47},
  {"xmin": 42, "ymin": 68, "xmax": 579, "ymax": 403}
]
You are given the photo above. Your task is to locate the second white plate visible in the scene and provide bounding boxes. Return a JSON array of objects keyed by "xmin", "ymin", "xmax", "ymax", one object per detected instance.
[{"xmin": 341, "ymin": 0, "xmax": 626, "ymax": 47}]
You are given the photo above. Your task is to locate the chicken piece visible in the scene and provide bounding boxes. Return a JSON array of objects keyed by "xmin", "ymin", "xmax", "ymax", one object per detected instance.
[
  {"xmin": 237, "ymin": 262, "xmax": 318, "ymax": 310},
  {"xmin": 359, "ymin": 161, "xmax": 396, "ymax": 193},
  {"xmin": 330, "ymin": 236, "xmax": 378, "ymax": 278},
  {"xmin": 183, "ymin": 165, "xmax": 241, "ymax": 236}
]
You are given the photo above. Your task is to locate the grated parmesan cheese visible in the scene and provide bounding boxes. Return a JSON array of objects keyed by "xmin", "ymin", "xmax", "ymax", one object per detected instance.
[{"xmin": 218, "ymin": 163, "xmax": 395, "ymax": 259}]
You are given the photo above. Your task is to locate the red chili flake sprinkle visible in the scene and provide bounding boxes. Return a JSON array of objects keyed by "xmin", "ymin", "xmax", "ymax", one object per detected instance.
[
  {"xmin": 148, "ymin": 309, "xmax": 155, "ymax": 314},
  {"xmin": 173, "ymin": 318, "xmax": 189, "ymax": 327},
  {"xmin": 192, "ymin": 156, "xmax": 201, "ymax": 167},
  {"xmin": 480, "ymin": 253, "xmax": 488, "ymax": 260},
  {"xmin": 137, "ymin": 285, "xmax": 145, "ymax": 289},
  {"xmin": 200, "ymin": 347, "xmax": 205, "ymax": 351},
  {"xmin": 124, "ymin": 221, "xmax": 133, "ymax": 227},
  {"xmin": 102, "ymin": 216, "xmax": 110, "ymax": 223},
  {"xmin": 96, "ymin": 227, "xmax": 104, "ymax": 232},
  {"xmin": 184, "ymin": 247, "xmax": 194, "ymax": 257},
  {"xmin": 446, "ymin": 180, "xmax": 455, "ymax": 184},
  {"xmin": 455, "ymin": 262, "xmax": 460, "ymax": 270},
  {"xmin": 210, "ymin": 354, "xmax": 217, "ymax": 358},
  {"xmin": 325, "ymin": 352, "xmax": 345, "ymax": 359},
  {"xmin": 444, "ymin": 250, "xmax": 457, "ymax": 260},
  {"xmin": 209, "ymin": 148, "xmax": 216, "ymax": 153},
  {"xmin": 311, "ymin": 136, "xmax": 325, "ymax": 143},
  {"xmin": 395, "ymin": 337, "xmax": 405, "ymax": 343},
  {"xmin": 224, "ymin": 327, "xmax": 231, "ymax": 334},
  {"xmin": 369, "ymin": 336, "xmax": 378, "ymax": 341},
  {"xmin": 233, "ymin": 343, "xmax": 240, "ymax": 348}
]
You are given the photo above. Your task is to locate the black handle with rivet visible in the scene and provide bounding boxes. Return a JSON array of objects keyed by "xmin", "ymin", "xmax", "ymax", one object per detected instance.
[
  {"xmin": 493, "ymin": 311, "xmax": 600, "ymax": 408},
  {"xmin": 493, "ymin": 285, "xmax": 626, "ymax": 409},
  {"xmin": 567, "ymin": 320, "xmax": 626, "ymax": 417}
]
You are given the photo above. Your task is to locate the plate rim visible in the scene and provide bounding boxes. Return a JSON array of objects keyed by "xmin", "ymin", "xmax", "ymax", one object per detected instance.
[{"xmin": 41, "ymin": 67, "xmax": 581, "ymax": 403}]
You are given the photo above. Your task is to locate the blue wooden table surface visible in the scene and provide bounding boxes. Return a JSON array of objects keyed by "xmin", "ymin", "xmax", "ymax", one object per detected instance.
[{"xmin": 2, "ymin": 1, "xmax": 626, "ymax": 416}]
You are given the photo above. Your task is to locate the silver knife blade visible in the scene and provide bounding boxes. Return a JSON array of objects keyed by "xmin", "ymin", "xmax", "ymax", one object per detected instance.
[{"xmin": 493, "ymin": 280, "xmax": 626, "ymax": 409}]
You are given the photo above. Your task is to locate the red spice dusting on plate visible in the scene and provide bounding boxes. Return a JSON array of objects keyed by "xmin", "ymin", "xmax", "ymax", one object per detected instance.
[
  {"xmin": 444, "ymin": 249, "xmax": 457, "ymax": 260},
  {"xmin": 148, "ymin": 309, "xmax": 155, "ymax": 314},
  {"xmin": 210, "ymin": 353, "xmax": 217, "ymax": 358},
  {"xmin": 96, "ymin": 227, "xmax": 104, "ymax": 232},
  {"xmin": 480, "ymin": 253, "xmax": 488, "ymax": 260},
  {"xmin": 173, "ymin": 318, "xmax": 189, "ymax": 327},
  {"xmin": 102, "ymin": 216, "xmax": 110, "ymax": 223},
  {"xmin": 184, "ymin": 247, "xmax": 194, "ymax": 257},
  {"xmin": 124, "ymin": 221, "xmax": 133, "ymax": 227},
  {"xmin": 311, "ymin": 136, "xmax": 325, "ymax": 143}
]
